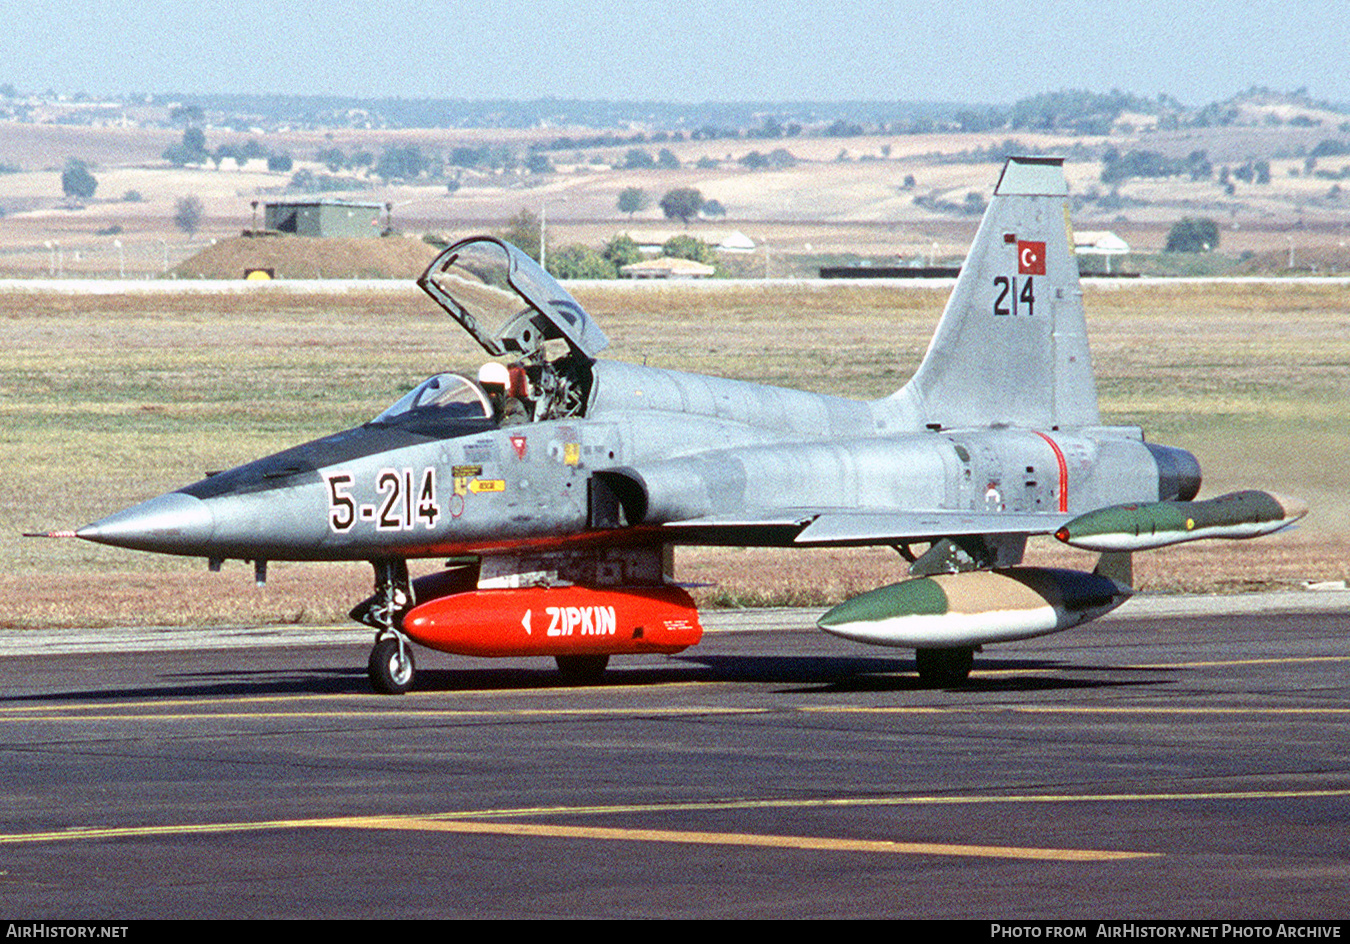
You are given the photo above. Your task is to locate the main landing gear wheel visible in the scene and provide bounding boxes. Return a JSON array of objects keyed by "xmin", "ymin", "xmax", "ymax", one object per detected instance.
[
  {"xmin": 915, "ymin": 647, "xmax": 974, "ymax": 687},
  {"xmin": 369, "ymin": 637, "xmax": 416, "ymax": 695},
  {"xmin": 555, "ymin": 654, "xmax": 609, "ymax": 684}
]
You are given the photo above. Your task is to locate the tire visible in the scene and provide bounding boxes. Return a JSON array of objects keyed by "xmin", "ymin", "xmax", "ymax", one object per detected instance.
[
  {"xmin": 915, "ymin": 647, "xmax": 974, "ymax": 687},
  {"xmin": 369, "ymin": 637, "xmax": 416, "ymax": 695},
  {"xmin": 555, "ymin": 654, "xmax": 610, "ymax": 684}
]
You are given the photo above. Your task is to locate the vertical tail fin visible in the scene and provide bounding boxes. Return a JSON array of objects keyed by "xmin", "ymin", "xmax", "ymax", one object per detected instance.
[{"xmin": 892, "ymin": 157, "xmax": 1100, "ymax": 430}]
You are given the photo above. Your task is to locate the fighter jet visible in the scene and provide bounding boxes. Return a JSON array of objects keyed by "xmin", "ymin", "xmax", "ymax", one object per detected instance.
[{"xmin": 63, "ymin": 157, "xmax": 1305, "ymax": 693}]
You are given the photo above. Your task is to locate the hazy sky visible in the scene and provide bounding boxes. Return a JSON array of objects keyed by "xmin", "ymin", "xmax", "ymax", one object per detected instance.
[{"xmin": 6, "ymin": 0, "xmax": 1348, "ymax": 105}]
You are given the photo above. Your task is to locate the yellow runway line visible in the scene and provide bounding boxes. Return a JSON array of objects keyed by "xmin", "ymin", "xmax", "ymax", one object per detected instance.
[
  {"xmin": 0, "ymin": 705, "xmax": 766, "ymax": 722},
  {"xmin": 11, "ymin": 783, "xmax": 1344, "ymax": 857},
  {"xmin": 0, "ymin": 815, "xmax": 1153, "ymax": 862},
  {"xmin": 328, "ymin": 816, "xmax": 1155, "ymax": 861}
]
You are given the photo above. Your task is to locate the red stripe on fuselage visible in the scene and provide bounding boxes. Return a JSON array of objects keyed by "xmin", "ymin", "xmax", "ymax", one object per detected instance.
[{"xmin": 1033, "ymin": 431, "xmax": 1069, "ymax": 512}]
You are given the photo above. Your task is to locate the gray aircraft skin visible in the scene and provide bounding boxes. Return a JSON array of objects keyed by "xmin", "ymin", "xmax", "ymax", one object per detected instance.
[{"xmin": 70, "ymin": 157, "xmax": 1301, "ymax": 692}]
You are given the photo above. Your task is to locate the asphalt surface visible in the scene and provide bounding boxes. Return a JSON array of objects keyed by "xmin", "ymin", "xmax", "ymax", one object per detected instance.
[{"xmin": 2, "ymin": 598, "xmax": 1348, "ymax": 919}]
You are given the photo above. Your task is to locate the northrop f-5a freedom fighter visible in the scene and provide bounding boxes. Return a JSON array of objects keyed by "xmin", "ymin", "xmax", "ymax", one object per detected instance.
[{"xmin": 61, "ymin": 158, "xmax": 1306, "ymax": 692}]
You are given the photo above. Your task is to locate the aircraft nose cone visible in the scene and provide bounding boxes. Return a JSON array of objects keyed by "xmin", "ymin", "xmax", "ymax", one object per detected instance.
[{"xmin": 77, "ymin": 492, "xmax": 216, "ymax": 554}]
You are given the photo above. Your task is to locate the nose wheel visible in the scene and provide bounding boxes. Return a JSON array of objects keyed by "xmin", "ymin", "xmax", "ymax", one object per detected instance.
[
  {"xmin": 359, "ymin": 559, "xmax": 417, "ymax": 694},
  {"xmin": 369, "ymin": 636, "xmax": 416, "ymax": 694}
]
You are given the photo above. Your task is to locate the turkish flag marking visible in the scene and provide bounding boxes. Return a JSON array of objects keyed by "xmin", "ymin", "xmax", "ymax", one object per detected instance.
[{"xmin": 1017, "ymin": 240, "xmax": 1046, "ymax": 275}]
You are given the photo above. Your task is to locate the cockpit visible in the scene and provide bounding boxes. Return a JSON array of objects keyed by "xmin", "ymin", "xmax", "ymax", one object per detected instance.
[
  {"xmin": 369, "ymin": 365, "xmax": 538, "ymax": 431},
  {"xmin": 415, "ymin": 237, "xmax": 608, "ymax": 425},
  {"xmin": 370, "ymin": 372, "xmax": 493, "ymax": 425}
]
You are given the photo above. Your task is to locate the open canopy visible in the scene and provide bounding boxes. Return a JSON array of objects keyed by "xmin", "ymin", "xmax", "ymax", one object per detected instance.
[{"xmin": 418, "ymin": 237, "xmax": 609, "ymax": 361}]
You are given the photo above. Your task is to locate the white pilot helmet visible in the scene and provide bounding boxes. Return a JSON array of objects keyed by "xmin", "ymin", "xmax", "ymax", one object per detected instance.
[{"xmin": 478, "ymin": 362, "xmax": 510, "ymax": 389}]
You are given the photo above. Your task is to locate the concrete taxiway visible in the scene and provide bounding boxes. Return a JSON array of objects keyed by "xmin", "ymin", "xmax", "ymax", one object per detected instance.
[{"xmin": 1, "ymin": 595, "xmax": 1347, "ymax": 919}]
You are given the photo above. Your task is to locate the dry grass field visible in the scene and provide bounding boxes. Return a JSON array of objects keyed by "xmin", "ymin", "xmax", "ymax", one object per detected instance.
[
  {"xmin": 1, "ymin": 279, "xmax": 1346, "ymax": 629},
  {"xmin": 2, "ymin": 111, "xmax": 1347, "ymax": 631}
]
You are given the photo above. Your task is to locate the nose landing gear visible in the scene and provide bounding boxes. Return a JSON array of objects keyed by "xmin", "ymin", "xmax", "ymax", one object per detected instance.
[{"xmin": 353, "ymin": 559, "xmax": 417, "ymax": 695}]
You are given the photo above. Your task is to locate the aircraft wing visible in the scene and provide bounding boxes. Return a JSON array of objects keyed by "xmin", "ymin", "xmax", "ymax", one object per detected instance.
[
  {"xmin": 791, "ymin": 510, "xmax": 1072, "ymax": 545},
  {"xmin": 658, "ymin": 509, "xmax": 1072, "ymax": 547}
]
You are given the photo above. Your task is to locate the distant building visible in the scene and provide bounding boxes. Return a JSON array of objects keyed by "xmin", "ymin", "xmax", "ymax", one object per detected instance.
[
  {"xmin": 620, "ymin": 257, "xmax": 716, "ymax": 279},
  {"xmin": 263, "ymin": 200, "xmax": 384, "ymax": 238},
  {"xmin": 1074, "ymin": 230, "xmax": 1130, "ymax": 274},
  {"xmin": 627, "ymin": 230, "xmax": 756, "ymax": 256},
  {"xmin": 717, "ymin": 231, "xmax": 756, "ymax": 253}
]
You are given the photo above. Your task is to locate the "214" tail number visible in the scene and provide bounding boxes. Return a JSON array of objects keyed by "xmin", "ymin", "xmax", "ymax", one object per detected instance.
[{"xmin": 993, "ymin": 276, "xmax": 1035, "ymax": 317}]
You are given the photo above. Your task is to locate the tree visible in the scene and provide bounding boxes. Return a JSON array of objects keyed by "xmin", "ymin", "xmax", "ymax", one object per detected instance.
[
  {"xmin": 656, "ymin": 148, "xmax": 680, "ymax": 169},
  {"xmin": 267, "ymin": 154, "xmax": 293, "ymax": 172},
  {"xmin": 547, "ymin": 245, "xmax": 617, "ymax": 280},
  {"xmin": 659, "ymin": 187, "xmax": 704, "ymax": 225},
  {"xmin": 1310, "ymin": 138, "xmax": 1350, "ymax": 158},
  {"xmin": 1101, "ymin": 148, "xmax": 1183, "ymax": 184},
  {"xmin": 825, "ymin": 119, "xmax": 864, "ymax": 137},
  {"xmin": 163, "ymin": 126, "xmax": 208, "ymax": 166},
  {"xmin": 701, "ymin": 199, "xmax": 726, "ymax": 218},
  {"xmin": 617, "ymin": 187, "xmax": 648, "ymax": 218},
  {"xmin": 662, "ymin": 234, "xmax": 717, "ymax": 265},
  {"xmin": 1185, "ymin": 150, "xmax": 1213, "ymax": 181},
  {"xmin": 316, "ymin": 147, "xmax": 346, "ymax": 172},
  {"xmin": 213, "ymin": 143, "xmax": 248, "ymax": 170},
  {"xmin": 499, "ymin": 209, "xmax": 543, "ymax": 262},
  {"xmin": 60, "ymin": 158, "xmax": 97, "ymax": 200},
  {"xmin": 603, "ymin": 234, "xmax": 642, "ymax": 269},
  {"xmin": 174, "ymin": 195, "xmax": 204, "ymax": 235},
  {"xmin": 169, "ymin": 104, "xmax": 204, "ymax": 125},
  {"xmin": 1165, "ymin": 217, "xmax": 1219, "ymax": 253},
  {"xmin": 375, "ymin": 144, "xmax": 429, "ymax": 181},
  {"xmin": 753, "ymin": 116, "xmax": 784, "ymax": 139},
  {"xmin": 449, "ymin": 146, "xmax": 486, "ymax": 168},
  {"xmin": 623, "ymin": 149, "xmax": 655, "ymax": 169}
]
